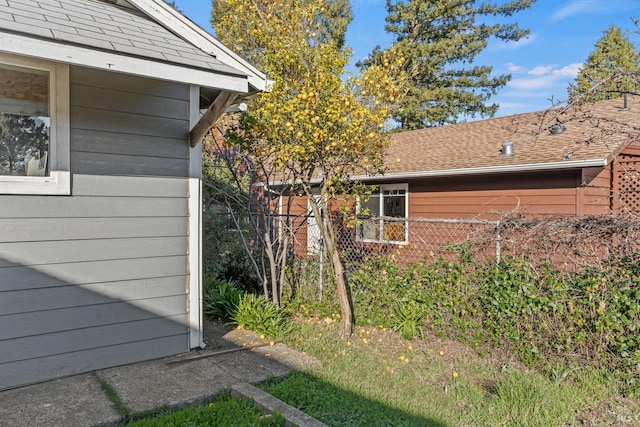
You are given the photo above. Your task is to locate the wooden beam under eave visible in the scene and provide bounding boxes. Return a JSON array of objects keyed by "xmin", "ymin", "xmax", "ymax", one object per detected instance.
[{"xmin": 189, "ymin": 90, "xmax": 239, "ymax": 147}]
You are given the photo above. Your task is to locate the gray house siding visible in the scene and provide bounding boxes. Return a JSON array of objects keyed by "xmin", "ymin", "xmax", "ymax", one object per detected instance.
[{"xmin": 0, "ymin": 66, "xmax": 192, "ymax": 390}]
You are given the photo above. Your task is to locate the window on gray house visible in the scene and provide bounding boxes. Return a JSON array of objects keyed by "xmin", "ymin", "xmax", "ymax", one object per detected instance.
[{"xmin": 0, "ymin": 63, "xmax": 50, "ymax": 177}]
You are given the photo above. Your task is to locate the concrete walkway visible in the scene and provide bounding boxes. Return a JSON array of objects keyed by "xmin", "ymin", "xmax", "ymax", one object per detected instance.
[{"xmin": 0, "ymin": 321, "xmax": 325, "ymax": 427}]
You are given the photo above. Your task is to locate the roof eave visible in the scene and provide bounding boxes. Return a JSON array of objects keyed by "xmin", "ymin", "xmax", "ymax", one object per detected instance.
[
  {"xmin": 128, "ymin": 0, "xmax": 270, "ymax": 93},
  {"xmin": 351, "ymin": 158, "xmax": 609, "ymax": 182},
  {"xmin": 269, "ymin": 159, "xmax": 609, "ymax": 188},
  {"xmin": 0, "ymin": 32, "xmax": 249, "ymax": 93}
]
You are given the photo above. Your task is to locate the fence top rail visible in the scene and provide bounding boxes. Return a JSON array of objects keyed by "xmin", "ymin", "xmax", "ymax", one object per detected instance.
[
  {"xmin": 266, "ymin": 212, "xmax": 500, "ymax": 226},
  {"xmin": 374, "ymin": 216, "xmax": 500, "ymax": 226}
]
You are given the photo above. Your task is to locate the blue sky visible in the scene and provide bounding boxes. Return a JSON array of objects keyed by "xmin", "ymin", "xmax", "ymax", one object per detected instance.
[{"xmin": 173, "ymin": 0, "xmax": 640, "ymax": 118}]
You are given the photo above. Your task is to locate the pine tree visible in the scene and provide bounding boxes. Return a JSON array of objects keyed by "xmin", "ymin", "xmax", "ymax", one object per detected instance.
[
  {"xmin": 362, "ymin": 0, "xmax": 534, "ymax": 129},
  {"xmin": 568, "ymin": 25, "xmax": 640, "ymax": 104}
]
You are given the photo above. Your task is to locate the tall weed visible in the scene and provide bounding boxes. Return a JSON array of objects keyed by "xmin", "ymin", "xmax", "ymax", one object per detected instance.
[
  {"xmin": 230, "ymin": 293, "xmax": 292, "ymax": 339},
  {"xmin": 203, "ymin": 277, "xmax": 241, "ymax": 321}
]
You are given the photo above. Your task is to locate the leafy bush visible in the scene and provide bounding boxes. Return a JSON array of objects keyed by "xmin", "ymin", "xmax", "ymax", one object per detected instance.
[
  {"xmin": 476, "ymin": 255, "xmax": 640, "ymax": 394},
  {"xmin": 202, "ymin": 213, "xmax": 261, "ymax": 291},
  {"xmin": 341, "ymin": 250, "xmax": 640, "ymax": 394},
  {"xmin": 349, "ymin": 250, "xmax": 483, "ymax": 340},
  {"xmin": 348, "ymin": 255, "xmax": 403, "ymax": 327},
  {"xmin": 203, "ymin": 277, "xmax": 241, "ymax": 321},
  {"xmin": 230, "ymin": 293, "xmax": 292, "ymax": 339}
]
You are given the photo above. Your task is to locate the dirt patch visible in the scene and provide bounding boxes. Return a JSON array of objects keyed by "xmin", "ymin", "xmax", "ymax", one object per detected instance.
[{"xmin": 202, "ymin": 317, "xmax": 320, "ymax": 372}]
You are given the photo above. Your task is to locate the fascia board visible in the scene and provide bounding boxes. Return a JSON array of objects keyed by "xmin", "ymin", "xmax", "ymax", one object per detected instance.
[
  {"xmin": 0, "ymin": 32, "xmax": 249, "ymax": 93},
  {"xmin": 270, "ymin": 158, "xmax": 609, "ymax": 187},
  {"xmin": 350, "ymin": 159, "xmax": 609, "ymax": 182},
  {"xmin": 128, "ymin": 0, "xmax": 269, "ymax": 92}
]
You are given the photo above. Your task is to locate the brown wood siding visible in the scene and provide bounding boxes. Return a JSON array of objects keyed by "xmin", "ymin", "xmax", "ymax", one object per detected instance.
[
  {"xmin": 283, "ymin": 196, "xmax": 309, "ymax": 258},
  {"xmin": 410, "ymin": 191, "xmax": 577, "ymax": 219},
  {"xmin": 409, "ymin": 171, "xmax": 585, "ymax": 219},
  {"xmin": 278, "ymin": 195, "xmax": 354, "ymax": 259},
  {"xmin": 578, "ymin": 166, "xmax": 612, "ymax": 216}
]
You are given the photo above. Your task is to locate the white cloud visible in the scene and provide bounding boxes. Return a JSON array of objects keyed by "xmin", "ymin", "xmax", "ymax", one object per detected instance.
[
  {"xmin": 550, "ymin": 0, "xmax": 635, "ymax": 21},
  {"xmin": 551, "ymin": 0, "xmax": 598, "ymax": 21},
  {"xmin": 506, "ymin": 62, "xmax": 524, "ymax": 73},
  {"xmin": 502, "ymin": 62, "xmax": 585, "ymax": 105},
  {"xmin": 509, "ymin": 74, "xmax": 560, "ymax": 91},
  {"xmin": 552, "ymin": 63, "xmax": 583, "ymax": 77},
  {"xmin": 507, "ymin": 63, "xmax": 583, "ymax": 91},
  {"xmin": 528, "ymin": 66, "xmax": 553, "ymax": 76}
]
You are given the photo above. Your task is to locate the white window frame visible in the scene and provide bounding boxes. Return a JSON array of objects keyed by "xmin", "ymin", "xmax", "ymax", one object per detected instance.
[
  {"xmin": 357, "ymin": 183, "xmax": 409, "ymax": 244},
  {"xmin": 0, "ymin": 53, "xmax": 70, "ymax": 195}
]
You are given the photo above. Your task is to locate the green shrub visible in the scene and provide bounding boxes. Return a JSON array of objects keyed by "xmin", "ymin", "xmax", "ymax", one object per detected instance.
[
  {"xmin": 284, "ymin": 257, "xmax": 336, "ymax": 304},
  {"xmin": 203, "ymin": 277, "xmax": 241, "ymax": 321},
  {"xmin": 231, "ymin": 293, "xmax": 292, "ymax": 339},
  {"xmin": 339, "ymin": 250, "xmax": 640, "ymax": 394},
  {"xmin": 202, "ymin": 213, "xmax": 261, "ymax": 291},
  {"xmin": 349, "ymin": 250, "xmax": 483, "ymax": 340},
  {"xmin": 349, "ymin": 255, "xmax": 404, "ymax": 327},
  {"xmin": 392, "ymin": 301, "xmax": 424, "ymax": 340}
]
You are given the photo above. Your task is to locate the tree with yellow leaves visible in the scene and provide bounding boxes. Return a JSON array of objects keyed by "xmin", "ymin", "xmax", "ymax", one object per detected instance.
[{"xmin": 212, "ymin": 0, "xmax": 405, "ymax": 337}]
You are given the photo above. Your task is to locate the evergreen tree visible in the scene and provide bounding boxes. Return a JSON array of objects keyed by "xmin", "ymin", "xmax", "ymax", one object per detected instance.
[
  {"xmin": 568, "ymin": 25, "xmax": 640, "ymax": 103},
  {"xmin": 362, "ymin": 0, "xmax": 534, "ymax": 129},
  {"xmin": 315, "ymin": 0, "xmax": 352, "ymax": 49}
]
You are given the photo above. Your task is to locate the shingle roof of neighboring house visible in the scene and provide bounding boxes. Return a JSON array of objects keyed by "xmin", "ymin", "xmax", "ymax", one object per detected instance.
[
  {"xmin": 369, "ymin": 95, "xmax": 640, "ymax": 180},
  {"xmin": 0, "ymin": 0, "xmax": 243, "ymax": 76}
]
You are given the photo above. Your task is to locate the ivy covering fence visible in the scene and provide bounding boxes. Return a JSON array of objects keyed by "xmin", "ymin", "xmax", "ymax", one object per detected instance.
[{"xmin": 204, "ymin": 213, "xmax": 640, "ymax": 394}]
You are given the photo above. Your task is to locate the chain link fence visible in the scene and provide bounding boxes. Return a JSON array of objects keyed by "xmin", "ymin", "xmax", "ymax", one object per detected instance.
[
  {"xmin": 282, "ymin": 213, "xmax": 640, "ymax": 269},
  {"xmin": 286, "ymin": 215, "xmax": 501, "ymax": 267},
  {"xmin": 204, "ymin": 209, "xmax": 640, "ymax": 299}
]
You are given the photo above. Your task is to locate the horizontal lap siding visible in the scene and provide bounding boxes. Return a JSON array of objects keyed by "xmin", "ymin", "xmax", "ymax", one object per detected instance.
[
  {"xmin": 0, "ymin": 67, "xmax": 192, "ymax": 390},
  {"xmin": 288, "ymin": 196, "xmax": 310, "ymax": 257},
  {"xmin": 579, "ymin": 166, "xmax": 612, "ymax": 216},
  {"xmin": 411, "ymin": 189, "xmax": 579, "ymax": 218},
  {"xmin": 410, "ymin": 171, "xmax": 583, "ymax": 219}
]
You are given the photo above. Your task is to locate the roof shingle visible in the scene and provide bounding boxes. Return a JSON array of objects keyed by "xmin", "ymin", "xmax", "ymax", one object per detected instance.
[
  {"xmin": 0, "ymin": 0, "xmax": 243, "ymax": 76},
  {"xmin": 384, "ymin": 96, "xmax": 640, "ymax": 177}
]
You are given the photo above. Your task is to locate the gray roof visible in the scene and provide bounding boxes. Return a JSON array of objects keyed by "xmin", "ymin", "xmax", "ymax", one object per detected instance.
[{"xmin": 0, "ymin": 0, "xmax": 245, "ymax": 77}]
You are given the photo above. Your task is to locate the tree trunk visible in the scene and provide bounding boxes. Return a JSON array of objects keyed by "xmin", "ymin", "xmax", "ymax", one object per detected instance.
[
  {"xmin": 331, "ymin": 241, "xmax": 353, "ymax": 337},
  {"xmin": 305, "ymin": 190, "xmax": 354, "ymax": 338},
  {"xmin": 264, "ymin": 231, "xmax": 279, "ymax": 306}
]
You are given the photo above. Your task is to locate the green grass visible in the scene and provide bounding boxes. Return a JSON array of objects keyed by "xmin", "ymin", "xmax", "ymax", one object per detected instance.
[
  {"xmin": 118, "ymin": 390, "xmax": 284, "ymax": 427},
  {"xmin": 258, "ymin": 317, "xmax": 622, "ymax": 426},
  {"xmin": 260, "ymin": 371, "xmax": 447, "ymax": 426},
  {"xmin": 94, "ymin": 373, "xmax": 131, "ymax": 419}
]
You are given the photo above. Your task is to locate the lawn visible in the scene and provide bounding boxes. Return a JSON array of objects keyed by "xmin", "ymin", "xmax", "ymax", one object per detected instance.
[
  {"xmin": 114, "ymin": 314, "xmax": 640, "ymax": 426},
  {"xmin": 119, "ymin": 390, "xmax": 285, "ymax": 426},
  {"xmin": 259, "ymin": 315, "xmax": 640, "ymax": 427}
]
